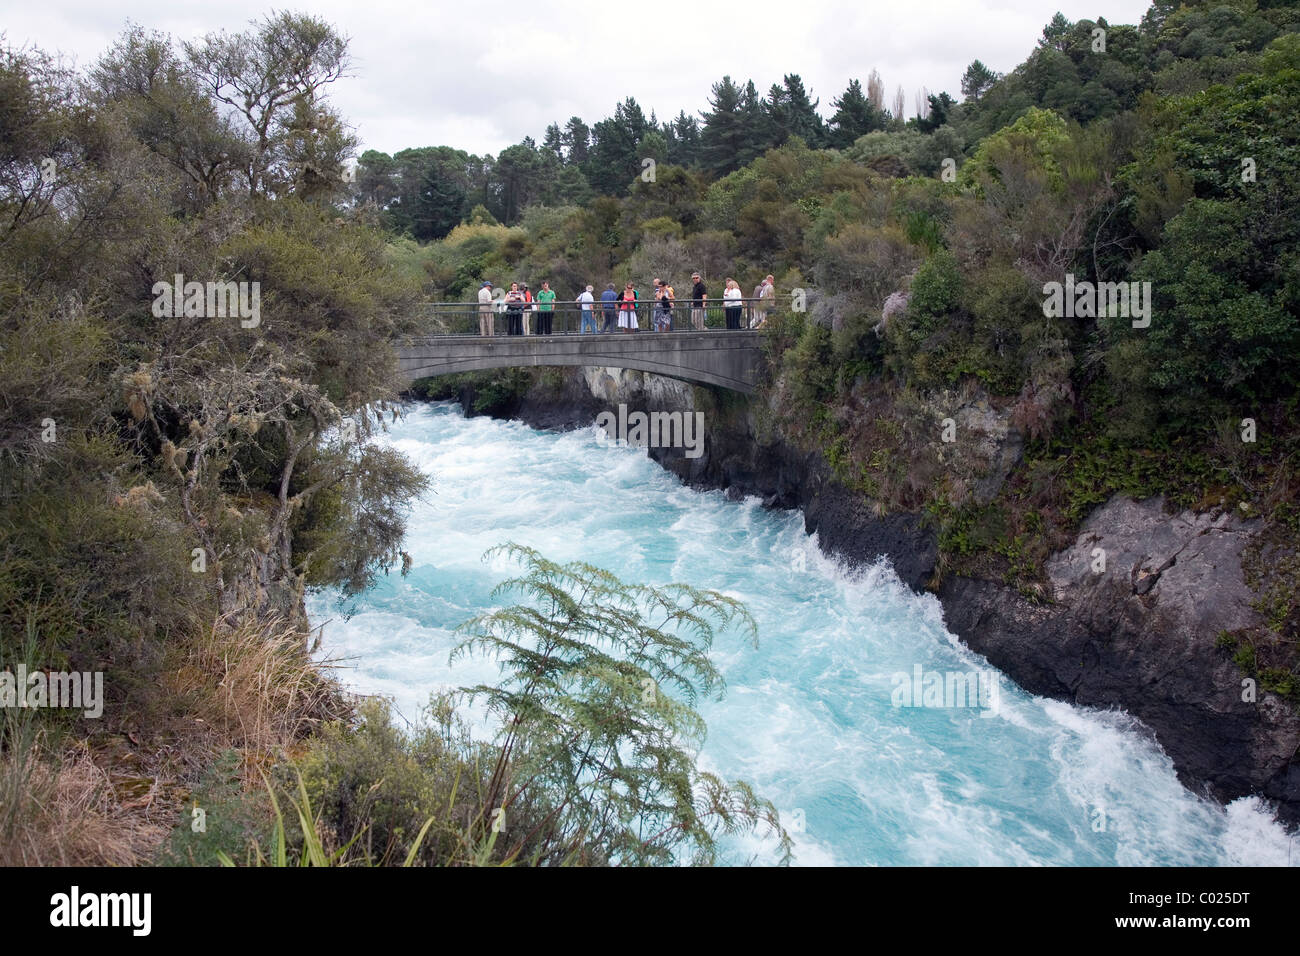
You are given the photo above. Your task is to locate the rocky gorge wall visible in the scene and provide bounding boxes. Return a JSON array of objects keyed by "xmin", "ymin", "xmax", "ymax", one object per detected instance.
[{"xmin": 428, "ymin": 365, "xmax": 1300, "ymax": 827}]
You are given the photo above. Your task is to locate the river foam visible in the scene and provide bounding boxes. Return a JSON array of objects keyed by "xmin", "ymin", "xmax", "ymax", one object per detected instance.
[{"xmin": 309, "ymin": 402, "xmax": 1297, "ymax": 866}]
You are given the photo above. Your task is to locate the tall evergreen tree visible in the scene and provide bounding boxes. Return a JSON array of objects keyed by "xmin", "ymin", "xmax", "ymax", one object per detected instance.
[
  {"xmin": 562, "ymin": 116, "xmax": 590, "ymax": 166},
  {"xmin": 828, "ymin": 78, "xmax": 886, "ymax": 147},
  {"xmin": 411, "ymin": 157, "xmax": 467, "ymax": 239},
  {"xmin": 762, "ymin": 82, "xmax": 791, "ymax": 149},
  {"xmin": 667, "ymin": 110, "xmax": 702, "ymax": 167},
  {"xmin": 739, "ymin": 80, "xmax": 766, "ymax": 164},
  {"xmin": 495, "ymin": 142, "xmax": 544, "ymax": 223},
  {"xmin": 781, "ymin": 74, "xmax": 824, "ymax": 146},
  {"xmin": 542, "ymin": 122, "xmax": 565, "ymax": 163},
  {"xmin": 585, "ymin": 98, "xmax": 649, "ymax": 194},
  {"xmin": 699, "ymin": 75, "xmax": 746, "ymax": 176},
  {"xmin": 961, "ymin": 59, "xmax": 999, "ymax": 101},
  {"xmin": 1041, "ymin": 12, "xmax": 1073, "ymax": 50}
]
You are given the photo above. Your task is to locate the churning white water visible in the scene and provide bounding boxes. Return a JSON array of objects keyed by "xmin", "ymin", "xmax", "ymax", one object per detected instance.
[{"xmin": 308, "ymin": 402, "xmax": 1296, "ymax": 866}]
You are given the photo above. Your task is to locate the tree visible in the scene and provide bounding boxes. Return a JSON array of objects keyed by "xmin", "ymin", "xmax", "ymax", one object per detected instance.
[
  {"xmin": 666, "ymin": 110, "xmax": 702, "ymax": 167},
  {"xmin": 1041, "ymin": 12, "xmax": 1073, "ymax": 51},
  {"xmin": 1107, "ymin": 199, "xmax": 1297, "ymax": 427},
  {"xmin": 280, "ymin": 95, "xmax": 357, "ymax": 202},
  {"xmin": 777, "ymin": 74, "xmax": 825, "ymax": 147},
  {"xmin": 409, "ymin": 156, "xmax": 468, "ymax": 238},
  {"xmin": 562, "ymin": 116, "xmax": 590, "ymax": 166},
  {"xmin": 90, "ymin": 25, "xmax": 247, "ymax": 211},
  {"xmin": 184, "ymin": 11, "xmax": 351, "ymax": 197},
  {"xmin": 866, "ymin": 68, "xmax": 886, "ymax": 112},
  {"xmin": 585, "ymin": 98, "xmax": 649, "ymax": 194},
  {"xmin": 541, "ymin": 122, "xmax": 564, "ymax": 163},
  {"xmin": 699, "ymin": 75, "xmax": 747, "ymax": 176},
  {"xmin": 961, "ymin": 59, "xmax": 1000, "ymax": 102},
  {"xmin": 375, "ymin": 147, "xmax": 472, "ymax": 239},
  {"xmin": 354, "ymin": 149, "xmax": 399, "ymax": 209},
  {"xmin": 829, "ymin": 79, "xmax": 886, "ymax": 147},
  {"xmin": 915, "ymin": 91, "xmax": 956, "ymax": 133},
  {"xmin": 453, "ymin": 544, "xmax": 793, "ymax": 866},
  {"xmin": 494, "ymin": 142, "xmax": 546, "ymax": 223}
]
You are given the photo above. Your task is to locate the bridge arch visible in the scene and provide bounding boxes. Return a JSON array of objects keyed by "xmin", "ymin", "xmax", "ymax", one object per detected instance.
[{"xmin": 396, "ymin": 331, "xmax": 762, "ymax": 395}]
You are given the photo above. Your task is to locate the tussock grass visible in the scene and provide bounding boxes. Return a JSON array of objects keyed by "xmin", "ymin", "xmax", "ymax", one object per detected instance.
[
  {"xmin": 165, "ymin": 614, "xmax": 348, "ymax": 770},
  {"xmin": 1, "ymin": 613, "xmax": 351, "ymax": 866},
  {"xmin": 0, "ymin": 741, "xmax": 166, "ymax": 866}
]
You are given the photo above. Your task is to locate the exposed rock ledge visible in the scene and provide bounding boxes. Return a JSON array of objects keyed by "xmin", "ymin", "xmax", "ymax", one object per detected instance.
[
  {"xmin": 940, "ymin": 497, "xmax": 1300, "ymax": 821},
  {"xmin": 430, "ymin": 365, "xmax": 1300, "ymax": 827}
]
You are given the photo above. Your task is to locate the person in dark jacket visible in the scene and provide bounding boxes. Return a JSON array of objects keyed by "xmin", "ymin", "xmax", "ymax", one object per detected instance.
[
  {"xmin": 600, "ymin": 283, "xmax": 619, "ymax": 332},
  {"xmin": 504, "ymin": 283, "xmax": 524, "ymax": 335},
  {"xmin": 690, "ymin": 272, "xmax": 707, "ymax": 330}
]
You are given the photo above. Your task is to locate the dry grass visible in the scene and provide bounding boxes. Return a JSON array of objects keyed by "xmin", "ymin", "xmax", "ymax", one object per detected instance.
[
  {"xmin": 0, "ymin": 743, "xmax": 167, "ymax": 866},
  {"xmin": 170, "ymin": 614, "xmax": 348, "ymax": 763},
  {"xmin": 0, "ymin": 613, "xmax": 351, "ymax": 866}
]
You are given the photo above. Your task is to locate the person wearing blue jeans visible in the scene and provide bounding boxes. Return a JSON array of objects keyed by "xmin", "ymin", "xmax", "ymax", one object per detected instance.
[
  {"xmin": 578, "ymin": 285, "xmax": 597, "ymax": 333},
  {"xmin": 600, "ymin": 283, "xmax": 618, "ymax": 332}
]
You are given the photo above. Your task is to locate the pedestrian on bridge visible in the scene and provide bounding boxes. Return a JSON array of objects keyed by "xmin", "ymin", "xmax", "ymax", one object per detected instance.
[
  {"xmin": 690, "ymin": 272, "xmax": 707, "ymax": 331},
  {"xmin": 600, "ymin": 283, "xmax": 618, "ymax": 332},
  {"xmin": 478, "ymin": 281, "xmax": 494, "ymax": 336},
  {"xmin": 578, "ymin": 285, "xmax": 597, "ymax": 333},
  {"xmin": 618, "ymin": 282, "xmax": 639, "ymax": 331},
  {"xmin": 752, "ymin": 274, "xmax": 775, "ymax": 329},
  {"xmin": 521, "ymin": 283, "xmax": 534, "ymax": 335},
  {"xmin": 723, "ymin": 278, "xmax": 742, "ymax": 329},
  {"xmin": 653, "ymin": 278, "xmax": 674, "ymax": 332},
  {"xmin": 505, "ymin": 283, "xmax": 524, "ymax": 335},
  {"xmin": 536, "ymin": 281, "xmax": 556, "ymax": 335}
]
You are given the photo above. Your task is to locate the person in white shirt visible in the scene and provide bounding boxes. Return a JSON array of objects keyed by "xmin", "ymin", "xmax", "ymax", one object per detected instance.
[
  {"xmin": 753, "ymin": 274, "xmax": 775, "ymax": 328},
  {"xmin": 477, "ymin": 281, "xmax": 494, "ymax": 336},
  {"xmin": 577, "ymin": 285, "xmax": 596, "ymax": 333},
  {"xmin": 723, "ymin": 278, "xmax": 743, "ymax": 329}
]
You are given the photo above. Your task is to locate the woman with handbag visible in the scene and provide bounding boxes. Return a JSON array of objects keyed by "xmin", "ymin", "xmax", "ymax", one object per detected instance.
[{"xmin": 618, "ymin": 282, "xmax": 639, "ymax": 332}]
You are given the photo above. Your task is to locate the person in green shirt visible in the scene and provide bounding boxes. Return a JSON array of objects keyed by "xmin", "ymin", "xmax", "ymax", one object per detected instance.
[{"xmin": 536, "ymin": 281, "xmax": 557, "ymax": 335}]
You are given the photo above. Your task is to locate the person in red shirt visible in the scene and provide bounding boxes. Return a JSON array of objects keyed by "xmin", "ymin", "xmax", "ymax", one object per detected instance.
[
  {"xmin": 521, "ymin": 283, "xmax": 534, "ymax": 335},
  {"xmin": 618, "ymin": 282, "xmax": 639, "ymax": 332}
]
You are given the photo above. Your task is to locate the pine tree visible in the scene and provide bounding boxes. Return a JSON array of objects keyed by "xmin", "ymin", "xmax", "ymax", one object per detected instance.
[
  {"xmin": 542, "ymin": 122, "xmax": 565, "ymax": 163},
  {"xmin": 1041, "ymin": 12, "xmax": 1072, "ymax": 51},
  {"xmin": 668, "ymin": 110, "xmax": 701, "ymax": 167},
  {"xmin": 585, "ymin": 98, "xmax": 649, "ymax": 194},
  {"xmin": 699, "ymin": 75, "xmax": 746, "ymax": 176},
  {"xmin": 828, "ymin": 79, "xmax": 886, "ymax": 147},
  {"xmin": 915, "ymin": 91, "xmax": 956, "ymax": 133},
  {"xmin": 781, "ymin": 74, "xmax": 824, "ymax": 147},
  {"xmin": 562, "ymin": 116, "xmax": 590, "ymax": 166},
  {"xmin": 961, "ymin": 59, "xmax": 999, "ymax": 102},
  {"xmin": 739, "ymin": 80, "xmax": 766, "ymax": 165},
  {"xmin": 762, "ymin": 82, "xmax": 790, "ymax": 149}
]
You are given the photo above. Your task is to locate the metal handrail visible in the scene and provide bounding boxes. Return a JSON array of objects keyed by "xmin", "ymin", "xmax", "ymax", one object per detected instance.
[{"xmin": 411, "ymin": 296, "xmax": 784, "ymax": 336}]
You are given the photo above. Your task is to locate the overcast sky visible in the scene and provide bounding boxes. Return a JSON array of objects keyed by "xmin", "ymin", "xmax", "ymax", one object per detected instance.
[{"xmin": 8, "ymin": 0, "xmax": 1154, "ymax": 156}]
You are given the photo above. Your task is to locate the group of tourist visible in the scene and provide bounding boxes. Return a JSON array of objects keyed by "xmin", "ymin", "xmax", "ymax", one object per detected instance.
[{"xmin": 474, "ymin": 274, "xmax": 778, "ymax": 336}]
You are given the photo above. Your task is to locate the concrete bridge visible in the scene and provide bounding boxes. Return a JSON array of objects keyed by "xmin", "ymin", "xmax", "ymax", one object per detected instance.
[{"xmin": 396, "ymin": 330, "xmax": 764, "ymax": 395}]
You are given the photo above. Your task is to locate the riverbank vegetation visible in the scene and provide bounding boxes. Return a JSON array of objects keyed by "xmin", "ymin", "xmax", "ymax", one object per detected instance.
[{"xmin": 0, "ymin": 13, "xmax": 425, "ymax": 863}]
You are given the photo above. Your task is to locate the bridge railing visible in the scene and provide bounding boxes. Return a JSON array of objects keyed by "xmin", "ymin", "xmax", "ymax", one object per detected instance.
[{"xmin": 407, "ymin": 297, "xmax": 783, "ymax": 337}]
